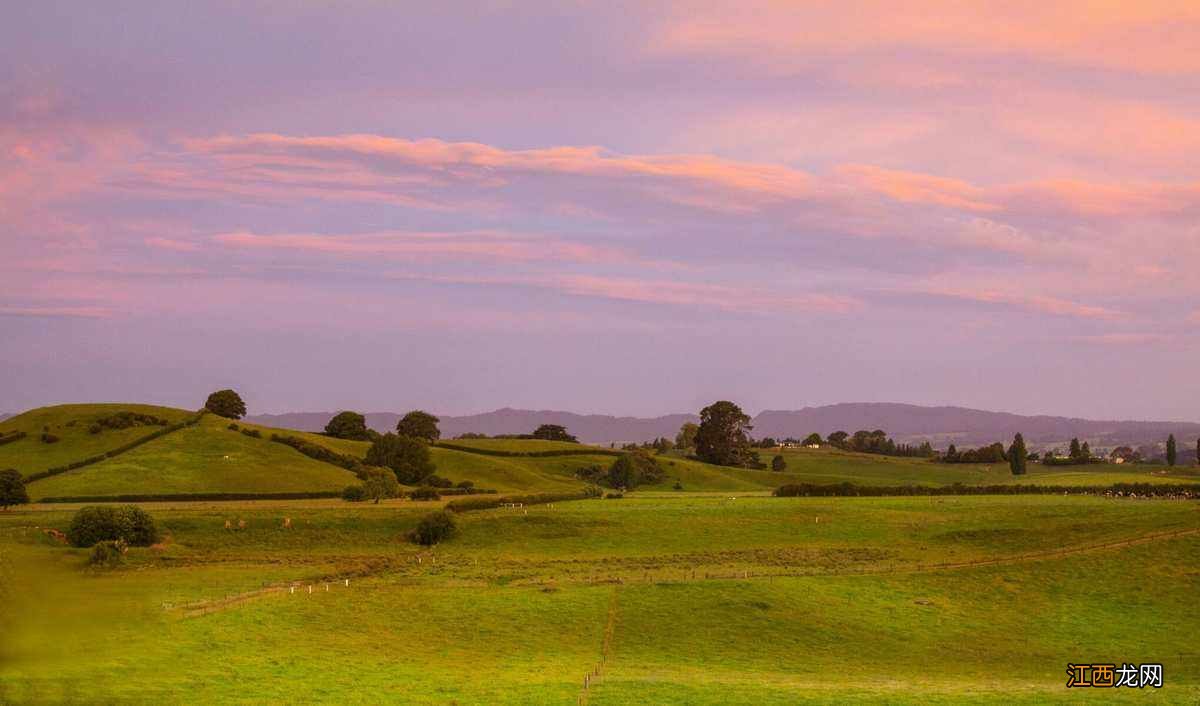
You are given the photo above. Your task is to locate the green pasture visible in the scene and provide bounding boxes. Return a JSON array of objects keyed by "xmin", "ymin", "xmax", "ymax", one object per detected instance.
[{"xmin": 1, "ymin": 494, "xmax": 1197, "ymax": 703}]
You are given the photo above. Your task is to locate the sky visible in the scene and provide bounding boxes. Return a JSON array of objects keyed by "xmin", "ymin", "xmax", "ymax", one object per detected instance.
[{"xmin": 2, "ymin": 1, "xmax": 1199, "ymax": 420}]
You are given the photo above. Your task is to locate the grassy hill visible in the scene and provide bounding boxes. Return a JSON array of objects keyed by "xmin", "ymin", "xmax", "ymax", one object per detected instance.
[
  {"xmin": 7, "ymin": 404, "xmax": 1197, "ymax": 502},
  {"xmin": 0, "ymin": 404, "xmax": 195, "ymax": 475}
]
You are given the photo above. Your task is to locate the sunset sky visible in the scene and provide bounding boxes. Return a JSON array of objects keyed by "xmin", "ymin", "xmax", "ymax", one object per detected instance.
[{"xmin": 3, "ymin": 2, "xmax": 1198, "ymax": 419}]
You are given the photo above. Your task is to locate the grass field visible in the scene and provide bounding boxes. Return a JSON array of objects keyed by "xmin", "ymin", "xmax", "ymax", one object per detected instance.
[
  {"xmin": 1, "ymin": 494, "xmax": 1197, "ymax": 703},
  {"xmin": 0, "ymin": 404, "xmax": 195, "ymax": 475},
  {"xmin": 24, "ymin": 414, "xmax": 360, "ymax": 499}
]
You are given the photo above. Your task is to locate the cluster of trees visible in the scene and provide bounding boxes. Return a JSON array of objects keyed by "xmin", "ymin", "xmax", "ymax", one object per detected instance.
[
  {"xmin": 824, "ymin": 430, "xmax": 934, "ymax": 458},
  {"xmin": 576, "ymin": 449, "xmax": 666, "ymax": 489},
  {"xmin": 454, "ymin": 424, "xmax": 580, "ymax": 443},
  {"xmin": 0, "ymin": 469, "xmax": 29, "ymax": 509},
  {"xmin": 693, "ymin": 401, "xmax": 762, "ymax": 468},
  {"xmin": 1042, "ymin": 438, "xmax": 1101, "ymax": 466},
  {"xmin": 940, "ymin": 442, "xmax": 1009, "ymax": 464}
]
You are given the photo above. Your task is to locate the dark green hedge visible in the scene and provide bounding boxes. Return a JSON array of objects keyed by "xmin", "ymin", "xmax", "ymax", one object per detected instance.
[
  {"xmin": 773, "ymin": 482, "xmax": 1200, "ymax": 498},
  {"xmin": 435, "ymin": 442, "xmax": 621, "ymax": 458},
  {"xmin": 269, "ymin": 434, "xmax": 369, "ymax": 477},
  {"xmin": 40, "ymin": 491, "xmax": 342, "ymax": 503},
  {"xmin": 0, "ymin": 431, "xmax": 27, "ymax": 446}
]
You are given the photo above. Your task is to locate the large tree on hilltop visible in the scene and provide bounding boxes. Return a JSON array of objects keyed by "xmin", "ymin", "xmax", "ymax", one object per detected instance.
[
  {"xmin": 204, "ymin": 389, "xmax": 246, "ymax": 419},
  {"xmin": 396, "ymin": 410, "xmax": 440, "ymax": 442},
  {"xmin": 325, "ymin": 411, "xmax": 372, "ymax": 441},
  {"xmin": 531, "ymin": 424, "xmax": 578, "ymax": 443},
  {"xmin": 694, "ymin": 400, "xmax": 757, "ymax": 467}
]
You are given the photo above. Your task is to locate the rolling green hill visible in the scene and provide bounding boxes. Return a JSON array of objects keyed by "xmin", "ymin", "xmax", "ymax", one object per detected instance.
[
  {"xmin": 6, "ymin": 403, "xmax": 1196, "ymax": 501},
  {"xmin": 0, "ymin": 404, "xmax": 195, "ymax": 475}
]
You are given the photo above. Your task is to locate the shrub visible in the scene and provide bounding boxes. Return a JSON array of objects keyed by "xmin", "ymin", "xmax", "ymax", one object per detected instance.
[
  {"xmin": 93, "ymin": 411, "xmax": 168, "ymax": 431},
  {"xmin": 409, "ymin": 511, "xmax": 457, "ymax": 545},
  {"xmin": 771, "ymin": 454, "xmax": 786, "ymax": 472},
  {"xmin": 89, "ymin": 424, "xmax": 102, "ymax": 435},
  {"xmin": 240, "ymin": 428, "xmax": 262, "ymax": 439},
  {"xmin": 89, "ymin": 539, "xmax": 128, "ymax": 567},
  {"xmin": 41, "ymin": 433, "xmax": 60, "ymax": 444},
  {"xmin": 425, "ymin": 474, "xmax": 453, "ymax": 488},
  {"xmin": 455, "ymin": 480, "xmax": 475, "ymax": 490},
  {"xmin": 269, "ymin": 434, "xmax": 369, "ymax": 476},
  {"xmin": 408, "ymin": 487, "xmax": 441, "ymax": 501},
  {"xmin": 342, "ymin": 485, "xmax": 367, "ymax": 502},
  {"xmin": 67, "ymin": 505, "xmax": 159, "ymax": 547},
  {"xmin": 604, "ymin": 492, "xmax": 624, "ymax": 499},
  {"xmin": 0, "ymin": 469, "xmax": 30, "ymax": 509},
  {"xmin": 227, "ymin": 423, "xmax": 240, "ymax": 431}
]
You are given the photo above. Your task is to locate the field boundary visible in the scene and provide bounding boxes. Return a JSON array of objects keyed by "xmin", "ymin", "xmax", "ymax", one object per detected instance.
[
  {"xmin": 435, "ymin": 442, "xmax": 622, "ymax": 458},
  {"xmin": 38, "ymin": 491, "xmax": 344, "ymax": 504},
  {"xmin": 22, "ymin": 411, "xmax": 207, "ymax": 485}
]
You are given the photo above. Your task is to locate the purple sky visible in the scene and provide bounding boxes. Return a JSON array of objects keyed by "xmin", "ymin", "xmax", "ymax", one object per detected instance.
[{"xmin": 3, "ymin": 2, "xmax": 1199, "ymax": 420}]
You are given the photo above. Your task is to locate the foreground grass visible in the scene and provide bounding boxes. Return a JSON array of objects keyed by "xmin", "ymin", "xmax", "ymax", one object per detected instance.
[{"xmin": 1, "ymin": 494, "xmax": 1197, "ymax": 703}]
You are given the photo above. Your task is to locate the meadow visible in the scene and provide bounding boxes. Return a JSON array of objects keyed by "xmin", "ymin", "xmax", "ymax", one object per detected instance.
[
  {"xmin": 1, "ymin": 494, "xmax": 1197, "ymax": 703},
  {"xmin": 2, "ymin": 403, "xmax": 1198, "ymax": 703}
]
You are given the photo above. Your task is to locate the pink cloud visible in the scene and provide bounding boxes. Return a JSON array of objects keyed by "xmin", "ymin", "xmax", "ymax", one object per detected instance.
[
  {"xmin": 914, "ymin": 286, "xmax": 1120, "ymax": 320},
  {"xmin": 837, "ymin": 164, "xmax": 998, "ymax": 212},
  {"xmin": 212, "ymin": 230, "xmax": 637, "ymax": 265},
  {"xmin": 144, "ymin": 237, "xmax": 201, "ymax": 252},
  {"xmin": 0, "ymin": 305, "xmax": 112, "ymax": 319}
]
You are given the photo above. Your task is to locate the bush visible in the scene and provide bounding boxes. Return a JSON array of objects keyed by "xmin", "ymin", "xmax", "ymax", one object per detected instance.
[
  {"xmin": 89, "ymin": 424, "xmax": 102, "ymax": 435},
  {"xmin": 41, "ymin": 433, "xmax": 60, "ymax": 444},
  {"xmin": 93, "ymin": 411, "xmax": 169, "ymax": 431},
  {"xmin": 0, "ymin": 469, "xmax": 30, "ymax": 509},
  {"xmin": 89, "ymin": 539, "xmax": 128, "ymax": 567},
  {"xmin": 425, "ymin": 475, "xmax": 453, "ymax": 488},
  {"xmin": 408, "ymin": 487, "xmax": 441, "ymax": 501},
  {"xmin": 771, "ymin": 455, "xmax": 787, "ymax": 472},
  {"xmin": 342, "ymin": 485, "xmax": 367, "ymax": 502},
  {"xmin": 227, "ymin": 423, "xmax": 240, "ymax": 431},
  {"xmin": 604, "ymin": 492, "xmax": 624, "ymax": 499},
  {"xmin": 606, "ymin": 451, "xmax": 664, "ymax": 489},
  {"xmin": 409, "ymin": 511, "xmax": 457, "ymax": 545},
  {"xmin": 240, "ymin": 428, "xmax": 262, "ymax": 439},
  {"xmin": 455, "ymin": 480, "xmax": 475, "ymax": 490},
  {"xmin": 67, "ymin": 505, "xmax": 159, "ymax": 547}
]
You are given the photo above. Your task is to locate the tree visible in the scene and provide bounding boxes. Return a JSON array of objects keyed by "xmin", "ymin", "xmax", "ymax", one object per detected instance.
[
  {"xmin": 1196, "ymin": 438, "xmax": 1199, "ymax": 466},
  {"xmin": 324, "ymin": 411, "xmax": 371, "ymax": 440},
  {"xmin": 204, "ymin": 389, "xmax": 246, "ymax": 419},
  {"xmin": 1166, "ymin": 434, "xmax": 1177, "ymax": 467},
  {"xmin": 531, "ymin": 424, "xmax": 578, "ymax": 443},
  {"xmin": 607, "ymin": 450, "xmax": 663, "ymax": 489},
  {"xmin": 694, "ymin": 400, "xmax": 758, "ymax": 467},
  {"xmin": 366, "ymin": 433, "xmax": 436, "ymax": 485},
  {"xmin": 675, "ymin": 422, "xmax": 699, "ymax": 450},
  {"xmin": 802, "ymin": 433, "xmax": 823, "ymax": 446},
  {"xmin": 397, "ymin": 410, "xmax": 440, "ymax": 442},
  {"xmin": 0, "ymin": 469, "xmax": 29, "ymax": 509},
  {"xmin": 67, "ymin": 505, "xmax": 158, "ymax": 547},
  {"xmin": 1008, "ymin": 433, "xmax": 1028, "ymax": 475},
  {"xmin": 1080, "ymin": 441, "xmax": 1091, "ymax": 459},
  {"xmin": 361, "ymin": 467, "xmax": 400, "ymax": 504},
  {"xmin": 827, "ymin": 431, "xmax": 849, "ymax": 448},
  {"xmin": 945, "ymin": 444, "xmax": 958, "ymax": 462},
  {"xmin": 771, "ymin": 454, "xmax": 787, "ymax": 472},
  {"xmin": 1068, "ymin": 438, "xmax": 1082, "ymax": 459}
]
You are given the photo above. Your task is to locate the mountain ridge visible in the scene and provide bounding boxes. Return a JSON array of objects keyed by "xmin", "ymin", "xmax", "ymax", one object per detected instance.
[{"xmin": 247, "ymin": 402, "xmax": 1200, "ymax": 448}]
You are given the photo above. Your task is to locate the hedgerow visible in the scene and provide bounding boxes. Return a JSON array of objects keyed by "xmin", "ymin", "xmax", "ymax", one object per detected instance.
[
  {"xmin": 773, "ymin": 482, "xmax": 1200, "ymax": 498},
  {"xmin": 434, "ymin": 442, "xmax": 621, "ymax": 458}
]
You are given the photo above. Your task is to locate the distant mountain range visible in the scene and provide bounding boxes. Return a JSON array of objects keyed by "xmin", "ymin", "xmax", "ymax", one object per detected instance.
[{"xmin": 247, "ymin": 402, "xmax": 1200, "ymax": 450}]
